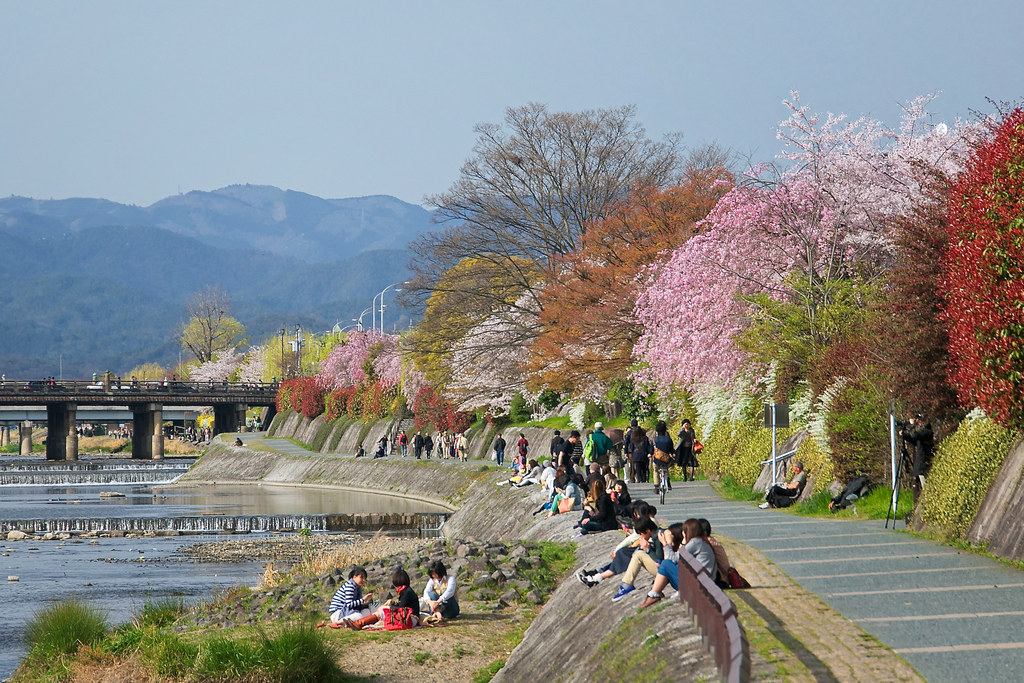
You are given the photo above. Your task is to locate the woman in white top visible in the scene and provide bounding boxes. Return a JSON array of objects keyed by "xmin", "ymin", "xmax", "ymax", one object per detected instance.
[{"xmin": 422, "ymin": 559, "xmax": 459, "ymax": 619}]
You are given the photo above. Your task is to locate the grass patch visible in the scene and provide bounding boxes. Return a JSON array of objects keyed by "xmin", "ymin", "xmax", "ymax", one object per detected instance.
[
  {"xmin": 789, "ymin": 486, "xmax": 914, "ymax": 520},
  {"xmin": 286, "ymin": 436, "xmax": 316, "ymax": 451},
  {"xmin": 311, "ymin": 419, "xmax": 335, "ymax": 452},
  {"xmin": 134, "ymin": 596, "xmax": 188, "ymax": 629},
  {"xmin": 473, "ymin": 659, "xmax": 506, "ymax": 683},
  {"xmin": 267, "ymin": 409, "xmax": 289, "ymax": 436},
  {"xmin": 710, "ymin": 475, "xmax": 764, "ymax": 502},
  {"xmin": 328, "ymin": 418, "xmax": 351, "ymax": 451},
  {"xmin": 18, "ymin": 598, "xmax": 109, "ymax": 680}
]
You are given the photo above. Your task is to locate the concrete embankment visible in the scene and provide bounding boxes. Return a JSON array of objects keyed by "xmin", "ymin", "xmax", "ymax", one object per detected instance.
[
  {"xmin": 268, "ymin": 409, "xmax": 568, "ymax": 464},
  {"xmin": 185, "ymin": 442, "xmax": 723, "ymax": 682}
]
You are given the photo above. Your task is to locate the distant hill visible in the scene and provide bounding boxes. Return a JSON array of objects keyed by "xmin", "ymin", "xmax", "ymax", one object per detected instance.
[
  {"xmin": 0, "ymin": 187, "xmax": 431, "ymax": 378},
  {"xmin": 0, "ymin": 185, "xmax": 434, "ymax": 263}
]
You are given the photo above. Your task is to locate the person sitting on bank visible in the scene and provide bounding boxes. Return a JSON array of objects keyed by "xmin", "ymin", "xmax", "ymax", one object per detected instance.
[
  {"xmin": 759, "ymin": 460, "xmax": 808, "ymax": 509},
  {"xmin": 233, "ymin": 437, "xmax": 244, "ymax": 447},
  {"xmin": 423, "ymin": 560, "xmax": 460, "ymax": 619},
  {"xmin": 321, "ymin": 566, "xmax": 373, "ymax": 628},
  {"xmin": 640, "ymin": 518, "xmax": 716, "ymax": 609},
  {"xmin": 355, "ymin": 442, "xmax": 366, "ymax": 458},
  {"xmin": 346, "ymin": 568, "xmax": 420, "ymax": 631},
  {"xmin": 578, "ymin": 515, "xmax": 662, "ymax": 588},
  {"xmin": 576, "ymin": 478, "xmax": 617, "ymax": 535}
]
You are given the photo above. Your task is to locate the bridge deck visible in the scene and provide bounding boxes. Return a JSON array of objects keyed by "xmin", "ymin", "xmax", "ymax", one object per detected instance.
[{"xmin": 0, "ymin": 380, "xmax": 277, "ymax": 406}]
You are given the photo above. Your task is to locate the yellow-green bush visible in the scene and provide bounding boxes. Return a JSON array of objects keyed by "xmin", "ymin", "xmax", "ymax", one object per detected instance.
[
  {"xmin": 699, "ymin": 417, "xmax": 834, "ymax": 495},
  {"xmin": 700, "ymin": 418, "xmax": 795, "ymax": 488},
  {"xmin": 920, "ymin": 415, "xmax": 1019, "ymax": 540}
]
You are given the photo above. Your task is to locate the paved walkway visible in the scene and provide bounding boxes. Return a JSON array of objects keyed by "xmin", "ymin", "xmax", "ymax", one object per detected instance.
[{"xmin": 657, "ymin": 480, "xmax": 1024, "ymax": 682}]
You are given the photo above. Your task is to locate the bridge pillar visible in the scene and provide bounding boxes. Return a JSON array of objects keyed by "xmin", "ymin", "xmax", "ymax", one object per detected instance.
[
  {"xmin": 1, "ymin": 425, "xmax": 8, "ymax": 447},
  {"xmin": 213, "ymin": 403, "xmax": 248, "ymax": 435},
  {"xmin": 20, "ymin": 421, "xmax": 32, "ymax": 455},
  {"xmin": 46, "ymin": 403, "xmax": 78, "ymax": 461},
  {"xmin": 130, "ymin": 403, "xmax": 163, "ymax": 460}
]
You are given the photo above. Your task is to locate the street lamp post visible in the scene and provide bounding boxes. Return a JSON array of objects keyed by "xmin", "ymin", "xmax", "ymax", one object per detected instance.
[
  {"xmin": 374, "ymin": 283, "xmax": 402, "ymax": 334},
  {"xmin": 354, "ymin": 307, "xmax": 372, "ymax": 333},
  {"xmin": 279, "ymin": 327, "xmax": 286, "ymax": 379}
]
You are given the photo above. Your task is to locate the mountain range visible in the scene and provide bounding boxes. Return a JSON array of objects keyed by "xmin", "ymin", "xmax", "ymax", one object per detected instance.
[{"xmin": 0, "ymin": 186, "xmax": 433, "ymax": 378}]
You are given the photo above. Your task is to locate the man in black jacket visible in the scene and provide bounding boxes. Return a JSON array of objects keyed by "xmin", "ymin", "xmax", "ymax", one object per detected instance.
[
  {"xmin": 903, "ymin": 415, "xmax": 934, "ymax": 503},
  {"xmin": 493, "ymin": 433, "xmax": 507, "ymax": 467},
  {"xmin": 549, "ymin": 430, "xmax": 564, "ymax": 459},
  {"xmin": 412, "ymin": 431, "xmax": 425, "ymax": 459}
]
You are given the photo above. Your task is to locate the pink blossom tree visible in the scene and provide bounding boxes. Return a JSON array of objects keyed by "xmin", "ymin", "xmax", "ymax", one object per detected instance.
[
  {"xmin": 189, "ymin": 348, "xmax": 245, "ymax": 382},
  {"xmin": 634, "ymin": 93, "xmax": 977, "ymax": 395},
  {"xmin": 315, "ymin": 329, "xmax": 387, "ymax": 391}
]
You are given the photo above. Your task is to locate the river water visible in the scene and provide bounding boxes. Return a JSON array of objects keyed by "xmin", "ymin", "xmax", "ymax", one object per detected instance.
[{"xmin": 0, "ymin": 456, "xmax": 448, "ymax": 678}]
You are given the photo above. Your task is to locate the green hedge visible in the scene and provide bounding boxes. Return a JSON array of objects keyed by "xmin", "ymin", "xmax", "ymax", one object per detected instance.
[
  {"xmin": 699, "ymin": 418, "xmax": 833, "ymax": 495},
  {"xmin": 920, "ymin": 415, "xmax": 1019, "ymax": 539}
]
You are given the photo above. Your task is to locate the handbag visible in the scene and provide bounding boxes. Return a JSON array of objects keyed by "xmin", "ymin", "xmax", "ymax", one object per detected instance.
[
  {"xmin": 653, "ymin": 448, "xmax": 673, "ymax": 464},
  {"xmin": 693, "ymin": 440, "xmax": 704, "ymax": 454},
  {"xmin": 727, "ymin": 567, "xmax": 751, "ymax": 589},
  {"xmin": 491, "ymin": 451, "xmax": 497, "ymax": 461},
  {"xmin": 558, "ymin": 497, "xmax": 576, "ymax": 513},
  {"xmin": 381, "ymin": 605, "xmax": 415, "ymax": 630}
]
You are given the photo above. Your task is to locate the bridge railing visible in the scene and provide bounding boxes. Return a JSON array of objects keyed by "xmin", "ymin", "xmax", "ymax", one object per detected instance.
[{"xmin": 0, "ymin": 379, "xmax": 280, "ymax": 397}]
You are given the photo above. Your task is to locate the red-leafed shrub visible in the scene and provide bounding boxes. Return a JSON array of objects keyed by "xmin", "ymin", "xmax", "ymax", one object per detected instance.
[
  {"xmin": 325, "ymin": 387, "xmax": 356, "ymax": 420},
  {"xmin": 412, "ymin": 386, "xmax": 475, "ymax": 433},
  {"xmin": 291, "ymin": 377, "xmax": 325, "ymax": 419},
  {"xmin": 942, "ymin": 108, "xmax": 1024, "ymax": 429}
]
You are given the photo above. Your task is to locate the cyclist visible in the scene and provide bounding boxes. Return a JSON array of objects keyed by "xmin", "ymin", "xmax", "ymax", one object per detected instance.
[{"xmin": 652, "ymin": 420, "xmax": 675, "ymax": 495}]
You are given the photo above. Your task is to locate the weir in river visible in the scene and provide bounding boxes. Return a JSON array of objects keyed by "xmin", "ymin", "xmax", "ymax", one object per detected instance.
[{"xmin": 0, "ymin": 459, "xmax": 192, "ymax": 486}]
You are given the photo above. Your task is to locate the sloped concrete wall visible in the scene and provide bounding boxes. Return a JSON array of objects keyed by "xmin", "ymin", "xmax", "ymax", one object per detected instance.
[{"xmin": 969, "ymin": 436, "xmax": 1024, "ymax": 560}]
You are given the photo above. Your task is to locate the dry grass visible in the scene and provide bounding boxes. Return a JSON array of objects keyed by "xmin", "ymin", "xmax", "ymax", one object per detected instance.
[
  {"xmin": 259, "ymin": 561, "xmax": 282, "ymax": 589},
  {"xmin": 292, "ymin": 534, "xmax": 430, "ymax": 577},
  {"xmin": 162, "ymin": 439, "xmax": 201, "ymax": 455}
]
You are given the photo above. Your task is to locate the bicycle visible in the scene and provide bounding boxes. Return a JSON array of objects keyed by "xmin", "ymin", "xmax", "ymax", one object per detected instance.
[{"xmin": 655, "ymin": 466, "xmax": 670, "ymax": 504}]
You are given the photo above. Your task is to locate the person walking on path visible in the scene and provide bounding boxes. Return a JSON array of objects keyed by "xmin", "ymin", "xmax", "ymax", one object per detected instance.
[
  {"xmin": 412, "ymin": 430, "xmax": 424, "ymax": 459},
  {"xmin": 589, "ymin": 422, "xmax": 615, "ymax": 467},
  {"xmin": 493, "ymin": 433, "xmax": 506, "ymax": 466},
  {"xmin": 549, "ymin": 430, "xmax": 564, "ymax": 459},
  {"xmin": 398, "ymin": 430, "xmax": 408, "ymax": 456},
  {"xmin": 424, "ymin": 433, "xmax": 434, "ymax": 459},
  {"xmin": 456, "ymin": 432, "xmax": 468, "ymax": 462},
  {"xmin": 516, "ymin": 433, "xmax": 530, "ymax": 468},
  {"xmin": 676, "ymin": 419, "xmax": 699, "ymax": 481}
]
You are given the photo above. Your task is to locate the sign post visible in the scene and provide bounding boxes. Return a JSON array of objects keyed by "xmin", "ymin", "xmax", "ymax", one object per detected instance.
[{"xmin": 764, "ymin": 404, "xmax": 790, "ymax": 486}]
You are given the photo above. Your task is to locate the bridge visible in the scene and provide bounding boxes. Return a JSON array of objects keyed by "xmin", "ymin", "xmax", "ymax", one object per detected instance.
[{"xmin": 0, "ymin": 379, "xmax": 278, "ymax": 461}]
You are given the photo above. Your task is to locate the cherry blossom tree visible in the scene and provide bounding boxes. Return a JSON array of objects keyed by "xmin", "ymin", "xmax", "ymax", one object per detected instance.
[
  {"xmin": 189, "ymin": 348, "xmax": 245, "ymax": 382},
  {"xmin": 315, "ymin": 330, "xmax": 387, "ymax": 391},
  {"xmin": 446, "ymin": 295, "xmax": 537, "ymax": 413},
  {"xmin": 236, "ymin": 344, "xmax": 268, "ymax": 384},
  {"xmin": 634, "ymin": 93, "xmax": 978, "ymax": 395}
]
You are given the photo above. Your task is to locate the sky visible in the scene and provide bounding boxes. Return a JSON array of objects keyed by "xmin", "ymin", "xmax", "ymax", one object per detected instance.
[{"xmin": 1, "ymin": 1, "xmax": 1022, "ymax": 208}]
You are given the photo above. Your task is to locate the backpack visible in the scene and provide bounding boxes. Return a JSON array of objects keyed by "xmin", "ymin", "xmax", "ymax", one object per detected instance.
[{"xmin": 582, "ymin": 435, "xmax": 594, "ymax": 461}]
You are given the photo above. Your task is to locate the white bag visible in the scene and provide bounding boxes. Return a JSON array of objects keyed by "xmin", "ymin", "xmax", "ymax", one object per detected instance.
[{"xmin": 491, "ymin": 451, "xmax": 497, "ymax": 461}]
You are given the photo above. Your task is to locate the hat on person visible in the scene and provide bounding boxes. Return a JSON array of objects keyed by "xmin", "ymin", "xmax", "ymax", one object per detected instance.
[{"xmin": 594, "ymin": 422, "xmax": 604, "ymax": 430}]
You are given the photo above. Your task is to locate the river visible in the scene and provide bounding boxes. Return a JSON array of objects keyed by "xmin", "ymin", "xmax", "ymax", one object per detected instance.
[{"xmin": 0, "ymin": 456, "xmax": 448, "ymax": 679}]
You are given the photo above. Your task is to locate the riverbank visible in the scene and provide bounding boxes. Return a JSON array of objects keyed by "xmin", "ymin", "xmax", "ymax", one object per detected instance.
[{"xmin": 13, "ymin": 440, "xmax": 933, "ymax": 682}]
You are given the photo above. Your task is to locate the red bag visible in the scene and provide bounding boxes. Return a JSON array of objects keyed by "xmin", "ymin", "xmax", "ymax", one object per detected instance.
[
  {"xmin": 693, "ymin": 440, "xmax": 704, "ymax": 454},
  {"xmin": 381, "ymin": 606, "xmax": 415, "ymax": 630},
  {"xmin": 727, "ymin": 567, "xmax": 750, "ymax": 589}
]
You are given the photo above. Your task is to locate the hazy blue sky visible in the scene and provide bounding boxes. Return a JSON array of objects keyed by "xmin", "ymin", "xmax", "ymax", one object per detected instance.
[{"xmin": 1, "ymin": 1, "xmax": 1021, "ymax": 207}]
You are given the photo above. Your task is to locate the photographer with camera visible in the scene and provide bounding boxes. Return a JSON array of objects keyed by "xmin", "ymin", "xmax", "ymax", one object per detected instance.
[{"xmin": 900, "ymin": 414, "xmax": 934, "ymax": 503}]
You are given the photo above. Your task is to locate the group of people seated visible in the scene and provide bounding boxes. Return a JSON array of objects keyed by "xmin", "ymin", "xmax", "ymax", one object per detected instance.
[
  {"xmin": 321, "ymin": 560, "xmax": 459, "ymax": 631},
  {"xmin": 576, "ymin": 511, "xmax": 735, "ymax": 609}
]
